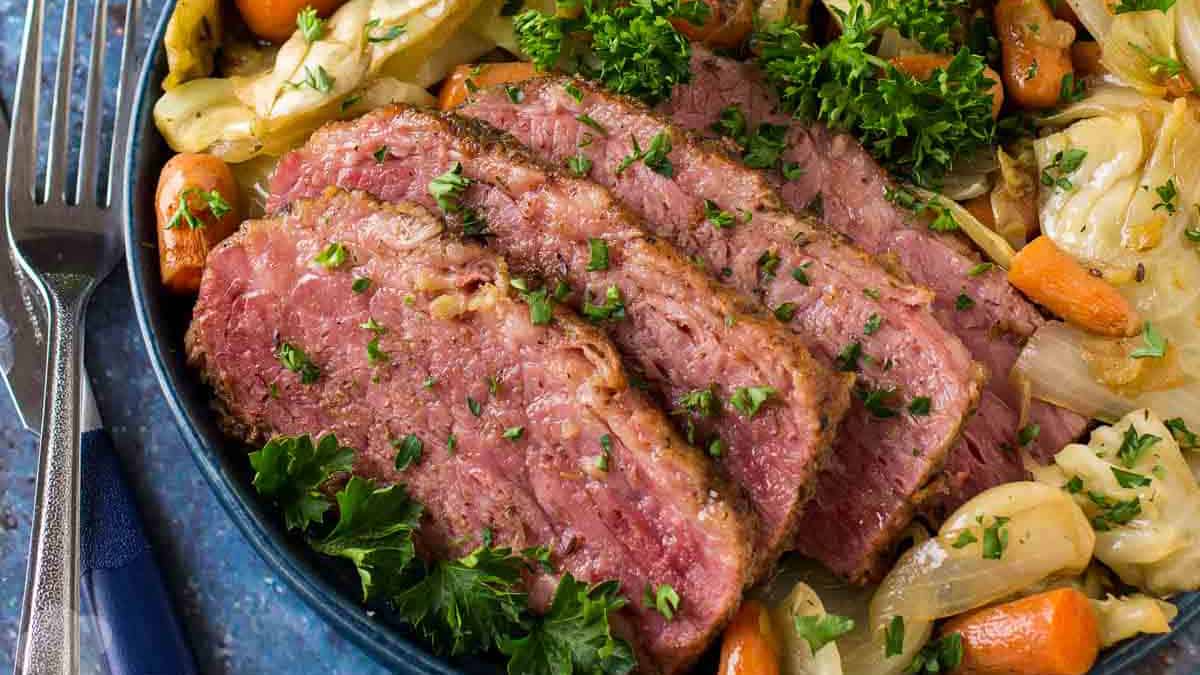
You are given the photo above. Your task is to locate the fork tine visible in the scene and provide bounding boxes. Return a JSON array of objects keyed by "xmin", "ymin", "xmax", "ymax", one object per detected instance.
[
  {"xmin": 75, "ymin": 0, "xmax": 110, "ymax": 207},
  {"xmin": 104, "ymin": 0, "xmax": 141, "ymax": 211},
  {"xmin": 44, "ymin": 0, "xmax": 79, "ymax": 205},
  {"xmin": 6, "ymin": 0, "xmax": 44, "ymax": 206}
]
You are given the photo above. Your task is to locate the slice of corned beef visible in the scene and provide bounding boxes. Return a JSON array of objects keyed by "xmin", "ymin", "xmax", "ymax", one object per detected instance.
[
  {"xmin": 186, "ymin": 190, "xmax": 752, "ymax": 674},
  {"xmin": 268, "ymin": 108, "xmax": 854, "ymax": 579},
  {"xmin": 461, "ymin": 79, "xmax": 983, "ymax": 582},
  {"xmin": 660, "ymin": 46, "xmax": 1090, "ymax": 513}
]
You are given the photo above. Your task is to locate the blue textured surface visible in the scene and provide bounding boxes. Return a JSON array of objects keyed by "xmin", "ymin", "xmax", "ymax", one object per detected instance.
[{"xmin": 0, "ymin": 2, "xmax": 1198, "ymax": 674}]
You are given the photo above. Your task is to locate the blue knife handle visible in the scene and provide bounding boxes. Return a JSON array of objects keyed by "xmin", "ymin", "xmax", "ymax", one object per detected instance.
[{"xmin": 80, "ymin": 429, "xmax": 198, "ymax": 675}]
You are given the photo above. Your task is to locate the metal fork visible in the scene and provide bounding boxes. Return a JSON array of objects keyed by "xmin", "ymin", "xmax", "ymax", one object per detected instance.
[{"xmin": 5, "ymin": 0, "xmax": 141, "ymax": 672}]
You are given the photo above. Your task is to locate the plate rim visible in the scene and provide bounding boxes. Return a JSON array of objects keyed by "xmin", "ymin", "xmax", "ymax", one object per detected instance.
[{"xmin": 122, "ymin": 2, "xmax": 1200, "ymax": 673}]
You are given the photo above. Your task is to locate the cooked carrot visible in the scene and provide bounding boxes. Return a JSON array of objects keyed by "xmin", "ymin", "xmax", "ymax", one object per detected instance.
[
  {"xmin": 964, "ymin": 194, "xmax": 997, "ymax": 229},
  {"xmin": 995, "ymin": 0, "xmax": 1076, "ymax": 109},
  {"xmin": 1009, "ymin": 237, "xmax": 1140, "ymax": 337},
  {"xmin": 438, "ymin": 62, "xmax": 541, "ymax": 111},
  {"xmin": 942, "ymin": 588, "xmax": 1100, "ymax": 675},
  {"xmin": 719, "ymin": 600, "xmax": 780, "ymax": 675},
  {"xmin": 890, "ymin": 54, "xmax": 1005, "ymax": 119},
  {"xmin": 673, "ymin": 0, "xmax": 755, "ymax": 48}
]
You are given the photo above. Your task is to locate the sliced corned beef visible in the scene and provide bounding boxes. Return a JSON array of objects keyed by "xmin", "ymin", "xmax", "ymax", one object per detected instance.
[
  {"xmin": 186, "ymin": 190, "xmax": 753, "ymax": 673},
  {"xmin": 660, "ymin": 46, "xmax": 1090, "ymax": 513},
  {"xmin": 268, "ymin": 108, "xmax": 853, "ymax": 578},
  {"xmin": 461, "ymin": 79, "xmax": 984, "ymax": 582}
]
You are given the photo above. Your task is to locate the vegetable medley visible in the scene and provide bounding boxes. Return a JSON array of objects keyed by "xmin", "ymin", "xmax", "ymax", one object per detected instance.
[{"xmin": 152, "ymin": 0, "xmax": 1200, "ymax": 672}]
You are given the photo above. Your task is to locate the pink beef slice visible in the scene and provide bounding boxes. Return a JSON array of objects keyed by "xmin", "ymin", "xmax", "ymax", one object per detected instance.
[
  {"xmin": 267, "ymin": 107, "xmax": 854, "ymax": 580},
  {"xmin": 459, "ymin": 79, "xmax": 984, "ymax": 583},
  {"xmin": 659, "ymin": 46, "xmax": 1090, "ymax": 515},
  {"xmin": 185, "ymin": 190, "xmax": 754, "ymax": 674}
]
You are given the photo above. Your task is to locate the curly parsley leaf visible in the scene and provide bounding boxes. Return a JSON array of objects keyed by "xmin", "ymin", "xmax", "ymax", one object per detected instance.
[
  {"xmin": 249, "ymin": 434, "xmax": 354, "ymax": 531},
  {"xmin": 754, "ymin": 3, "xmax": 997, "ymax": 187},
  {"xmin": 394, "ymin": 544, "xmax": 529, "ymax": 657},
  {"xmin": 500, "ymin": 574, "xmax": 636, "ymax": 675},
  {"xmin": 309, "ymin": 477, "xmax": 423, "ymax": 601}
]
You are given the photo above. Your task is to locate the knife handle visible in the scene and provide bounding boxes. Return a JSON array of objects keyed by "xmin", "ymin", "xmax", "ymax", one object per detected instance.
[{"xmin": 80, "ymin": 429, "xmax": 198, "ymax": 675}]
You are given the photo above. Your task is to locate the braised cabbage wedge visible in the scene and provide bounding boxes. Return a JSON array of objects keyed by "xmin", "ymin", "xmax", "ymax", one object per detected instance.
[
  {"xmin": 1092, "ymin": 594, "xmax": 1178, "ymax": 648},
  {"xmin": 1065, "ymin": 0, "xmax": 1198, "ymax": 93},
  {"xmin": 1038, "ymin": 410, "xmax": 1200, "ymax": 596},
  {"xmin": 163, "ymin": 0, "xmax": 223, "ymax": 89},
  {"xmin": 155, "ymin": 0, "xmax": 481, "ymax": 161}
]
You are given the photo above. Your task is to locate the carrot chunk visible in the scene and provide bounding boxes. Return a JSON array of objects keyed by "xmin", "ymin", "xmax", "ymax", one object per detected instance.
[
  {"xmin": 438, "ymin": 62, "xmax": 541, "ymax": 111},
  {"xmin": 941, "ymin": 588, "xmax": 1100, "ymax": 675},
  {"xmin": 719, "ymin": 600, "xmax": 781, "ymax": 675},
  {"xmin": 1008, "ymin": 236, "xmax": 1140, "ymax": 337}
]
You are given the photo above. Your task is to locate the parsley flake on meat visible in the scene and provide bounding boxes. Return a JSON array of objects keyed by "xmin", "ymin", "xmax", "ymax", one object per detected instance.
[
  {"xmin": 249, "ymin": 434, "xmax": 354, "ymax": 531},
  {"xmin": 393, "ymin": 434, "xmax": 424, "ymax": 471},
  {"xmin": 393, "ymin": 543, "xmax": 528, "ymax": 656},
  {"xmin": 503, "ymin": 426, "xmax": 525, "ymax": 441},
  {"xmin": 567, "ymin": 153, "xmax": 593, "ymax": 177},
  {"xmin": 704, "ymin": 200, "xmax": 735, "ymax": 229},
  {"xmin": 908, "ymin": 396, "xmax": 932, "ymax": 416},
  {"xmin": 313, "ymin": 242, "xmax": 349, "ymax": 268},
  {"xmin": 309, "ymin": 477, "xmax": 423, "ymax": 601},
  {"xmin": 677, "ymin": 386, "xmax": 720, "ymax": 417},
  {"xmin": 791, "ymin": 263, "xmax": 812, "ymax": 285},
  {"xmin": 367, "ymin": 336, "xmax": 390, "ymax": 365},
  {"xmin": 836, "ymin": 342, "xmax": 864, "ymax": 372},
  {"xmin": 430, "ymin": 162, "xmax": 472, "ymax": 212},
  {"xmin": 864, "ymin": 313, "xmax": 883, "ymax": 335},
  {"xmin": 582, "ymin": 285, "xmax": 626, "ymax": 322},
  {"xmin": 758, "ymin": 250, "xmax": 782, "ymax": 278},
  {"xmin": 753, "ymin": 2, "xmax": 998, "ymax": 187},
  {"xmin": 643, "ymin": 583, "xmax": 681, "ymax": 620},
  {"xmin": 794, "ymin": 614, "xmax": 855, "ymax": 653},
  {"xmin": 500, "ymin": 575, "xmax": 636, "ymax": 675},
  {"xmin": 1018, "ymin": 423, "xmax": 1040, "ymax": 446},
  {"xmin": 277, "ymin": 342, "xmax": 321, "ymax": 383},
  {"xmin": 352, "ymin": 277, "xmax": 371, "ymax": 293},
  {"xmin": 730, "ymin": 386, "xmax": 776, "ymax": 418},
  {"xmin": 774, "ymin": 302, "xmax": 798, "ymax": 322},
  {"xmin": 587, "ymin": 238, "xmax": 610, "ymax": 271},
  {"xmin": 857, "ymin": 384, "xmax": 899, "ymax": 418}
]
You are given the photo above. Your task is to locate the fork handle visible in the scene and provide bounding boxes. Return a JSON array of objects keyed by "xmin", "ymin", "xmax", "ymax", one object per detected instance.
[{"xmin": 15, "ymin": 273, "xmax": 92, "ymax": 675}]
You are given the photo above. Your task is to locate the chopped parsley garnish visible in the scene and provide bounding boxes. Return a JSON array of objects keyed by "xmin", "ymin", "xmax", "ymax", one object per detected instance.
[
  {"xmin": 857, "ymin": 385, "xmax": 899, "ymax": 418},
  {"xmin": 502, "ymin": 426, "xmax": 525, "ymax": 441},
  {"xmin": 908, "ymin": 633, "xmax": 964, "ymax": 675},
  {"xmin": 446, "ymin": 434, "xmax": 458, "ymax": 453},
  {"xmin": 277, "ymin": 342, "xmax": 320, "ymax": 383},
  {"xmin": 467, "ymin": 396, "xmax": 483, "ymax": 417},
  {"xmin": 587, "ymin": 238, "xmax": 610, "ymax": 271},
  {"xmin": 313, "ymin": 242, "xmax": 349, "ymax": 268},
  {"xmin": 429, "ymin": 162, "xmax": 471, "ymax": 212},
  {"xmin": 374, "ymin": 146, "xmax": 389, "ymax": 164},
  {"xmin": 792, "ymin": 263, "xmax": 812, "ymax": 285},
  {"xmin": 967, "ymin": 262, "xmax": 994, "ymax": 276},
  {"xmin": 930, "ymin": 206, "xmax": 959, "ymax": 232},
  {"xmin": 1186, "ymin": 225, "xmax": 1200, "ymax": 243},
  {"xmin": 884, "ymin": 615, "xmax": 905, "ymax": 657},
  {"xmin": 297, "ymin": 6, "xmax": 325, "ymax": 43},
  {"xmin": 522, "ymin": 287, "xmax": 554, "ymax": 326},
  {"xmin": 954, "ymin": 293, "xmax": 975, "ymax": 311},
  {"xmin": 1112, "ymin": 466, "xmax": 1152, "ymax": 488},
  {"xmin": 505, "ymin": 85, "xmax": 525, "ymax": 104},
  {"xmin": 461, "ymin": 208, "xmax": 492, "ymax": 239},
  {"xmin": 1152, "ymin": 178, "xmax": 1179, "ymax": 214},
  {"xmin": 1114, "ymin": 0, "xmax": 1175, "ymax": 13},
  {"xmin": 422, "ymin": 376, "xmax": 437, "ymax": 389},
  {"xmin": 597, "ymin": 434, "xmax": 613, "ymax": 471},
  {"xmin": 360, "ymin": 317, "xmax": 386, "ymax": 334},
  {"xmin": 981, "ymin": 515, "xmax": 1009, "ymax": 559},
  {"xmin": 582, "ymin": 286, "xmax": 626, "ymax": 322},
  {"xmin": 643, "ymin": 583, "xmax": 681, "ymax": 621},
  {"xmin": 514, "ymin": 0, "xmax": 697, "ymax": 105},
  {"xmin": 1165, "ymin": 417, "xmax": 1198, "ymax": 448},
  {"xmin": 1059, "ymin": 73, "xmax": 1086, "ymax": 103},
  {"xmin": 864, "ymin": 313, "xmax": 883, "ymax": 335},
  {"xmin": 576, "ymin": 114, "xmax": 608, "ymax": 135},
  {"xmin": 165, "ymin": 189, "xmax": 231, "ymax": 229},
  {"xmin": 794, "ymin": 614, "xmax": 855, "ymax": 654},
  {"xmin": 365, "ymin": 19, "xmax": 406, "ymax": 43},
  {"xmin": 1088, "ymin": 491, "xmax": 1142, "ymax": 530},
  {"xmin": 730, "ymin": 386, "xmax": 776, "ymax": 418},
  {"xmin": 713, "ymin": 105, "xmax": 747, "ymax": 139},
  {"xmin": 249, "ymin": 433, "xmax": 353, "ymax": 531},
  {"xmin": 1130, "ymin": 321, "xmax": 1167, "ymax": 359},
  {"xmin": 835, "ymin": 342, "xmax": 863, "ymax": 372},
  {"xmin": 1117, "ymin": 425, "xmax": 1161, "ymax": 467},
  {"xmin": 567, "ymin": 153, "xmax": 593, "ymax": 177},
  {"xmin": 908, "ymin": 396, "xmax": 931, "ymax": 416},
  {"xmin": 774, "ymin": 303, "xmax": 798, "ymax": 322},
  {"xmin": 951, "ymin": 530, "xmax": 977, "ymax": 548},
  {"xmin": 754, "ymin": 5, "xmax": 996, "ymax": 187},
  {"xmin": 863, "ymin": 287, "xmax": 881, "ymax": 300},
  {"xmin": 758, "ymin": 250, "xmax": 782, "ymax": 278},
  {"xmin": 704, "ymin": 199, "xmax": 735, "ymax": 229},
  {"xmin": 781, "ymin": 162, "xmax": 806, "ymax": 180},
  {"xmin": 487, "ymin": 375, "xmax": 501, "ymax": 396},
  {"xmin": 677, "ymin": 386, "xmax": 719, "ymax": 418},
  {"xmin": 352, "ymin": 277, "xmax": 371, "ymax": 293},
  {"xmin": 642, "ymin": 131, "xmax": 674, "ymax": 175},
  {"xmin": 393, "ymin": 434, "xmax": 424, "ymax": 471},
  {"xmin": 1040, "ymin": 148, "xmax": 1088, "ymax": 192},
  {"xmin": 1025, "ymin": 60, "xmax": 1039, "ymax": 81},
  {"xmin": 367, "ymin": 335, "xmax": 390, "ymax": 365},
  {"xmin": 706, "ymin": 437, "xmax": 726, "ymax": 457},
  {"xmin": 1065, "ymin": 475, "xmax": 1084, "ymax": 493},
  {"xmin": 1018, "ymin": 423, "xmax": 1040, "ymax": 447},
  {"xmin": 563, "ymin": 81, "xmax": 584, "ymax": 102},
  {"xmin": 742, "ymin": 123, "xmax": 790, "ymax": 170}
]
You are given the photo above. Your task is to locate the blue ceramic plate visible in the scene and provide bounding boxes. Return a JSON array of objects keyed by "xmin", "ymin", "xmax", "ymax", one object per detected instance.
[{"xmin": 124, "ymin": 3, "xmax": 1199, "ymax": 672}]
